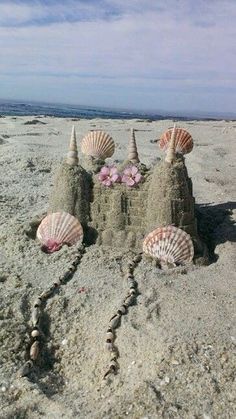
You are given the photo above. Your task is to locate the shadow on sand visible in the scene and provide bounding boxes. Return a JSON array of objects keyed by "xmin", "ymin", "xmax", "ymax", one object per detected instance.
[{"xmin": 196, "ymin": 201, "xmax": 236, "ymax": 262}]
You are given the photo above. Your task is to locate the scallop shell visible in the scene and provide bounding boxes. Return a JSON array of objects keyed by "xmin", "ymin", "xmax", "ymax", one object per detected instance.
[
  {"xmin": 37, "ymin": 212, "xmax": 83, "ymax": 253},
  {"xmin": 81, "ymin": 131, "xmax": 115, "ymax": 160},
  {"xmin": 160, "ymin": 128, "xmax": 193, "ymax": 155},
  {"xmin": 143, "ymin": 226, "xmax": 194, "ymax": 268}
]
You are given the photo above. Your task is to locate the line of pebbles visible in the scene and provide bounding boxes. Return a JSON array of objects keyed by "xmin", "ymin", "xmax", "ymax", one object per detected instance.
[
  {"xmin": 19, "ymin": 244, "xmax": 85, "ymax": 377},
  {"xmin": 104, "ymin": 252, "xmax": 142, "ymax": 379},
  {"xmin": 18, "ymin": 247, "xmax": 142, "ymax": 380}
]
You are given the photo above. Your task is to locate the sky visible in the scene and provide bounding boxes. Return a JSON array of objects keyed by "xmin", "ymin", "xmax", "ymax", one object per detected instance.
[{"xmin": 0, "ymin": 0, "xmax": 235, "ymax": 116}]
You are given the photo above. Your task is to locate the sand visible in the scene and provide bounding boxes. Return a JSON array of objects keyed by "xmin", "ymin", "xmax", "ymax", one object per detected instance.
[{"xmin": 0, "ymin": 116, "xmax": 235, "ymax": 418}]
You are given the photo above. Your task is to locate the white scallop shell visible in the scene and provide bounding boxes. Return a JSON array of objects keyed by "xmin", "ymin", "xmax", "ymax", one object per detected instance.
[
  {"xmin": 143, "ymin": 226, "xmax": 194, "ymax": 268},
  {"xmin": 81, "ymin": 131, "xmax": 115, "ymax": 159},
  {"xmin": 37, "ymin": 212, "xmax": 83, "ymax": 253}
]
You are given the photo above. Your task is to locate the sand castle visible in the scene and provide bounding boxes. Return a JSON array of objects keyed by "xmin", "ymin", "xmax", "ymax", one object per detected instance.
[
  {"xmin": 49, "ymin": 125, "xmax": 205, "ymax": 259},
  {"xmin": 19, "ymin": 122, "xmax": 210, "ymax": 379}
]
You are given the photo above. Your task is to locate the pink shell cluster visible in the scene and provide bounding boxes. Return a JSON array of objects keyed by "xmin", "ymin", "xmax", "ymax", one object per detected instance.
[
  {"xmin": 160, "ymin": 128, "xmax": 193, "ymax": 155},
  {"xmin": 143, "ymin": 225, "xmax": 194, "ymax": 268},
  {"xmin": 37, "ymin": 212, "xmax": 83, "ymax": 253}
]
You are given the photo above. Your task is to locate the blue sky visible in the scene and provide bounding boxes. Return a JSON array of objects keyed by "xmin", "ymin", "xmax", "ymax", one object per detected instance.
[{"xmin": 0, "ymin": 0, "xmax": 235, "ymax": 115}]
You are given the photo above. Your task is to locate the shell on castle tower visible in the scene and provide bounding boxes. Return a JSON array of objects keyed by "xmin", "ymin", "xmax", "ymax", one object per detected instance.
[
  {"xmin": 164, "ymin": 124, "xmax": 177, "ymax": 164},
  {"xmin": 143, "ymin": 225, "xmax": 194, "ymax": 268},
  {"xmin": 128, "ymin": 128, "xmax": 140, "ymax": 163},
  {"xmin": 66, "ymin": 125, "xmax": 79, "ymax": 166},
  {"xmin": 160, "ymin": 127, "xmax": 193, "ymax": 155},
  {"xmin": 81, "ymin": 130, "xmax": 115, "ymax": 160}
]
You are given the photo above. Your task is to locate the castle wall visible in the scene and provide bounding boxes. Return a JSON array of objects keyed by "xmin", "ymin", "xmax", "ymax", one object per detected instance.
[{"xmin": 89, "ymin": 177, "xmax": 150, "ymax": 250}]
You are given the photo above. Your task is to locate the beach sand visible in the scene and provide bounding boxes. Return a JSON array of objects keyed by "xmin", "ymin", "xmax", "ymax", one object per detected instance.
[{"xmin": 0, "ymin": 116, "xmax": 235, "ymax": 418}]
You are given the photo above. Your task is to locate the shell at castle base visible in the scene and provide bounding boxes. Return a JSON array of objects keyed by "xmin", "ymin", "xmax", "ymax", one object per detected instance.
[
  {"xmin": 81, "ymin": 131, "xmax": 115, "ymax": 160},
  {"xmin": 160, "ymin": 128, "xmax": 193, "ymax": 155},
  {"xmin": 143, "ymin": 225, "xmax": 194, "ymax": 267},
  {"xmin": 37, "ymin": 211, "xmax": 83, "ymax": 253}
]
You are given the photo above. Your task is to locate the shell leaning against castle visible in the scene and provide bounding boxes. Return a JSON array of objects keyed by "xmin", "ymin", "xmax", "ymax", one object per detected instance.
[{"xmin": 19, "ymin": 123, "xmax": 208, "ymax": 379}]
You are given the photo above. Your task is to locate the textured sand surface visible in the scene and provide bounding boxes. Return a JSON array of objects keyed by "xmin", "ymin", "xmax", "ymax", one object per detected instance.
[{"xmin": 0, "ymin": 116, "xmax": 235, "ymax": 418}]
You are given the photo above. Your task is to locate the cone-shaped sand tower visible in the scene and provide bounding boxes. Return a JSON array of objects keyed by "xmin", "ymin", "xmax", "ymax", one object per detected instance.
[
  {"xmin": 146, "ymin": 126, "xmax": 203, "ymax": 254},
  {"xmin": 49, "ymin": 127, "xmax": 91, "ymax": 227}
]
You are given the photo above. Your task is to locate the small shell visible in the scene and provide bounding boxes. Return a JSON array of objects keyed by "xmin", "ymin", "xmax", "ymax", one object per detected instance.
[
  {"xmin": 31, "ymin": 306, "xmax": 41, "ymax": 326},
  {"xmin": 66, "ymin": 125, "xmax": 79, "ymax": 166},
  {"xmin": 128, "ymin": 128, "xmax": 140, "ymax": 163},
  {"xmin": 165, "ymin": 124, "xmax": 176, "ymax": 164},
  {"xmin": 143, "ymin": 226, "xmax": 194, "ymax": 268},
  {"xmin": 81, "ymin": 131, "xmax": 115, "ymax": 160},
  {"xmin": 30, "ymin": 341, "xmax": 40, "ymax": 360},
  {"xmin": 160, "ymin": 128, "xmax": 193, "ymax": 155},
  {"xmin": 18, "ymin": 360, "xmax": 33, "ymax": 377},
  {"xmin": 37, "ymin": 212, "xmax": 83, "ymax": 253}
]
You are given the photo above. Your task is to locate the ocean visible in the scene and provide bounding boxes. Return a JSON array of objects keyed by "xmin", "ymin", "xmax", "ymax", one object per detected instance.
[
  {"xmin": 0, "ymin": 100, "xmax": 165, "ymax": 120},
  {"xmin": 0, "ymin": 100, "xmax": 233, "ymax": 121}
]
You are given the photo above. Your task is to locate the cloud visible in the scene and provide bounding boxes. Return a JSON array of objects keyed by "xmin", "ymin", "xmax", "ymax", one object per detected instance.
[
  {"xmin": 1, "ymin": 0, "xmax": 236, "ymax": 27},
  {"xmin": 0, "ymin": 0, "xmax": 235, "ymax": 113}
]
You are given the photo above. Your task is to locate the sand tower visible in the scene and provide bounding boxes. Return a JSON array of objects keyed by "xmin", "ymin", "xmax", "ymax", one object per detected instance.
[
  {"xmin": 146, "ymin": 125, "xmax": 203, "ymax": 254},
  {"xmin": 49, "ymin": 126, "xmax": 90, "ymax": 227}
]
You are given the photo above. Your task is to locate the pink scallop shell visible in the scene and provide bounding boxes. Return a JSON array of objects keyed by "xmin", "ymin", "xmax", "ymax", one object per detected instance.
[
  {"xmin": 37, "ymin": 212, "xmax": 83, "ymax": 253},
  {"xmin": 143, "ymin": 225, "xmax": 194, "ymax": 266},
  {"xmin": 159, "ymin": 128, "xmax": 193, "ymax": 155}
]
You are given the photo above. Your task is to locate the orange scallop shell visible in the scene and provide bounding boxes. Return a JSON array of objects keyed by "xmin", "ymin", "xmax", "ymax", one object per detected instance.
[
  {"xmin": 81, "ymin": 130, "xmax": 115, "ymax": 159},
  {"xmin": 143, "ymin": 225, "xmax": 194, "ymax": 267},
  {"xmin": 159, "ymin": 128, "xmax": 193, "ymax": 155},
  {"xmin": 37, "ymin": 212, "xmax": 83, "ymax": 253}
]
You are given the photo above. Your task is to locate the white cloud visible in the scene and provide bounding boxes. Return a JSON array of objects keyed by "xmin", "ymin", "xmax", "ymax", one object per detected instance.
[{"xmin": 0, "ymin": 0, "xmax": 235, "ymax": 113}]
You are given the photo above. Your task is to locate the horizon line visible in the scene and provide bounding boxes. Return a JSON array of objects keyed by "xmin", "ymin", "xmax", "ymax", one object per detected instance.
[{"xmin": 0, "ymin": 97, "xmax": 235, "ymax": 120}]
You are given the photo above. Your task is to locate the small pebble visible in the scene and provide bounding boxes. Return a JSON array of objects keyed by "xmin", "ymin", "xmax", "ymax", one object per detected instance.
[
  {"xmin": 230, "ymin": 336, "xmax": 236, "ymax": 344},
  {"xmin": 61, "ymin": 338, "xmax": 68, "ymax": 346},
  {"xmin": 1, "ymin": 386, "xmax": 7, "ymax": 392}
]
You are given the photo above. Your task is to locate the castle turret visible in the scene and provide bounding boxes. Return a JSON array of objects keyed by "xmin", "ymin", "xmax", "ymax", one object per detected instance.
[
  {"xmin": 49, "ymin": 127, "xmax": 91, "ymax": 228},
  {"xmin": 146, "ymin": 126, "xmax": 204, "ymax": 255}
]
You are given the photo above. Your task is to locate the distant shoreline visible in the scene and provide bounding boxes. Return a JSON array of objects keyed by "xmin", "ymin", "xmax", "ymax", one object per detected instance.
[{"xmin": 0, "ymin": 100, "xmax": 235, "ymax": 121}]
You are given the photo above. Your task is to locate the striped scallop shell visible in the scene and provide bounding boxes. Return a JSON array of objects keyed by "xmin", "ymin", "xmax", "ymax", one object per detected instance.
[
  {"xmin": 143, "ymin": 226, "xmax": 194, "ymax": 268},
  {"xmin": 37, "ymin": 212, "xmax": 83, "ymax": 253},
  {"xmin": 160, "ymin": 128, "xmax": 193, "ymax": 155},
  {"xmin": 81, "ymin": 131, "xmax": 115, "ymax": 160}
]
